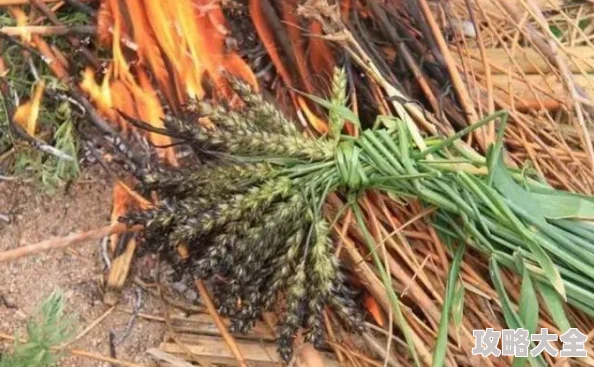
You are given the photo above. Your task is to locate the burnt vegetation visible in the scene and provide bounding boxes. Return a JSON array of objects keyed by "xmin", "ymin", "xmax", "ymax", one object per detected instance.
[{"xmin": 123, "ymin": 77, "xmax": 365, "ymax": 361}]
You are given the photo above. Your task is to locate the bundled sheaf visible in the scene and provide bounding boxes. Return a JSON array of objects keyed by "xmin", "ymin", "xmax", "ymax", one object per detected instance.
[
  {"xmin": 124, "ymin": 73, "xmax": 594, "ymax": 363},
  {"xmin": 123, "ymin": 76, "xmax": 366, "ymax": 361}
]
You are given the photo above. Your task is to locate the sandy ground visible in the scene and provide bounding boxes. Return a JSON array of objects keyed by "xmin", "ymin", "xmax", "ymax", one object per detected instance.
[{"xmin": 0, "ymin": 168, "xmax": 165, "ymax": 366}]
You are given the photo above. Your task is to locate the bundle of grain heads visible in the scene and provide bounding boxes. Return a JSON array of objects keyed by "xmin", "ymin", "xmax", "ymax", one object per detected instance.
[{"xmin": 123, "ymin": 76, "xmax": 365, "ymax": 361}]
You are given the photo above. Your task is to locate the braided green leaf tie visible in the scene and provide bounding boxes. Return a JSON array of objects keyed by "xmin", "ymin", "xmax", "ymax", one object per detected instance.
[{"xmin": 335, "ymin": 140, "xmax": 368, "ymax": 191}]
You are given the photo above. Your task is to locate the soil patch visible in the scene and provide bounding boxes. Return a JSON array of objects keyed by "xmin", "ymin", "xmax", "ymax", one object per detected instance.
[{"xmin": 0, "ymin": 168, "xmax": 165, "ymax": 366}]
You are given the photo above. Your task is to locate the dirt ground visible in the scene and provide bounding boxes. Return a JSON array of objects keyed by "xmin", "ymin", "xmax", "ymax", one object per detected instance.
[{"xmin": 0, "ymin": 168, "xmax": 166, "ymax": 366}]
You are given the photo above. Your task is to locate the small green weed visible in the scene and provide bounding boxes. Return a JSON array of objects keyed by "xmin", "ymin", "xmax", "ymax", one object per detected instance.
[
  {"xmin": 0, "ymin": 292, "xmax": 76, "ymax": 367},
  {"xmin": 12, "ymin": 101, "xmax": 80, "ymax": 191}
]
